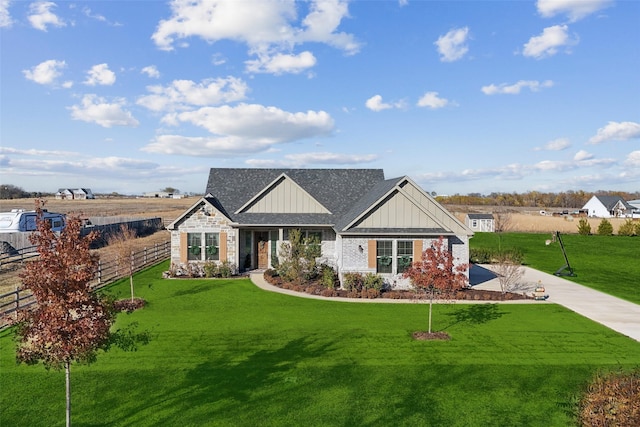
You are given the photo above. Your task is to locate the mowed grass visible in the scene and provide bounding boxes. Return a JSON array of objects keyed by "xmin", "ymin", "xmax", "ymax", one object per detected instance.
[
  {"xmin": 470, "ymin": 232, "xmax": 640, "ymax": 304},
  {"xmin": 2, "ymin": 262, "xmax": 640, "ymax": 426}
]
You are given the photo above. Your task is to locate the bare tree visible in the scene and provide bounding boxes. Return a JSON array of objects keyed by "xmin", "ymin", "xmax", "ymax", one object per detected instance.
[
  {"xmin": 493, "ymin": 253, "xmax": 524, "ymax": 295},
  {"xmin": 17, "ymin": 201, "xmax": 114, "ymax": 427},
  {"xmin": 493, "ymin": 209, "xmax": 513, "ymax": 233},
  {"xmin": 107, "ymin": 224, "xmax": 138, "ymax": 301}
]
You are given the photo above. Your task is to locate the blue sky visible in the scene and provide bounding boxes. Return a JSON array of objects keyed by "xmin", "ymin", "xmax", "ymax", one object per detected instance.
[{"xmin": 1, "ymin": 0, "xmax": 639, "ymax": 196}]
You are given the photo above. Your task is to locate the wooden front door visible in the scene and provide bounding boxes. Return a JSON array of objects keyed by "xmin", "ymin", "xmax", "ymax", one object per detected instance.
[{"xmin": 256, "ymin": 232, "xmax": 269, "ymax": 269}]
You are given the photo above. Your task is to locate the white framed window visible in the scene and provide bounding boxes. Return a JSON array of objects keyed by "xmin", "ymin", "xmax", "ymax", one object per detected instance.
[{"xmin": 376, "ymin": 240, "xmax": 414, "ymax": 274}]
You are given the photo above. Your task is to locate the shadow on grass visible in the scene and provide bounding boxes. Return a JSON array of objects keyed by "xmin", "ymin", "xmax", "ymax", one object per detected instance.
[{"xmin": 442, "ymin": 304, "xmax": 505, "ymax": 330}]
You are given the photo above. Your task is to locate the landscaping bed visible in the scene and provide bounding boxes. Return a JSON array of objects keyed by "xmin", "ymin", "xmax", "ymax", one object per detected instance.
[{"xmin": 263, "ymin": 272, "xmax": 533, "ymax": 301}]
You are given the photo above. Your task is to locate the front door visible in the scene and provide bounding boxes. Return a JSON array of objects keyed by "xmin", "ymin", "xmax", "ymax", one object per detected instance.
[{"xmin": 256, "ymin": 232, "xmax": 269, "ymax": 269}]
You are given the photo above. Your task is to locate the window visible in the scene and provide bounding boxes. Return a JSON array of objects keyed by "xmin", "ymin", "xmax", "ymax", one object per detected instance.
[
  {"xmin": 397, "ymin": 240, "xmax": 413, "ymax": 273},
  {"xmin": 204, "ymin": 233, "xmax": 219, "ymax": 260},
  {"xmin": 187, "ymin": 233, "xmax": 202, "ymax": 261},
  {"xmin": 376, "ymin": 241, "xmax": 393, "ymax": 274},
  {"xmin": 471, "ymin": 219, "xmax": 478, "ymax": 228}
]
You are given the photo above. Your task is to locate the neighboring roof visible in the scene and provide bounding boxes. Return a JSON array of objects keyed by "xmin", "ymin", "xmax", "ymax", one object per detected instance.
[
  {"xmin": 591, "ymin": 195, "xmax": 634, "ymax": 211},
  {"xmin": 466, "ymin": 213, "xmax": 494, "ymax": 220}
]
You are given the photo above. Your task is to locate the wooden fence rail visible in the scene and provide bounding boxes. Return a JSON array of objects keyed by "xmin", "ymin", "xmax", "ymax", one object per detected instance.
[{"xmin": 0, "ymin": 241, "xmax": 171, "ymax": 330}]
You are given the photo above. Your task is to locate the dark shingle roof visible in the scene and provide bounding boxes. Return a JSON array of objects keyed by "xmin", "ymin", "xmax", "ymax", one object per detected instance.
[
  {"xmin": 466, "ymin": 213, "xmax": 494, "ymax": 220},
  {"xmin": 595, "ymin": 195, "xmax": 634, "ymax": 211},
  {"xmin": 205, "ymin": 168, "xmax": 385, "ymax": 225}
]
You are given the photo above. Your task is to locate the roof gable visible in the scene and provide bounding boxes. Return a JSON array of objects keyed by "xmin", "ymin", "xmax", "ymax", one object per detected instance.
[
  {"xmin": 339, "ymin": 177, "xmax": 472, "ymax": 235},
  {"xmin": 235, "ymin": 173, "xmax": 331, "ymax": 214},
  {"xmin": 205, "ymin": 168, "xmax": 385, "ymax": 221}
]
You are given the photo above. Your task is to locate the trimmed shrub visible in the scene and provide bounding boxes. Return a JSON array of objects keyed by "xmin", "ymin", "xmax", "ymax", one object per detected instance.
[
  {"xmin": 578, "ymin": 368, "xmax": 640, "ymax": 426},
  {"xmin": 577, "ymin": 218, "xmax": 591, "ymax": 235},
  {"xmin": 597, "ymin": 218, "xmax": 614, "ymax": 236},
  {"xmin": 363, "ymin": 273, "xmax": 384, "ymax": 291},
  {"xmin": 343, "ymin": 272, "xmax": 364, "ymax": 291},
  {"xmin": 320, "ymin": 264, "xmax": 338, "ymax": 289},
  {"xmin": 617, "ymin": 219, "xmax": 638, "ymax": 236}
]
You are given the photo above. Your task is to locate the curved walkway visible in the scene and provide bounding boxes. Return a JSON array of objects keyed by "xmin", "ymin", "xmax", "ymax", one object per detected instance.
[{"xmin": 250, "ymin": 266, "xmax": 640, "ymax": 342}]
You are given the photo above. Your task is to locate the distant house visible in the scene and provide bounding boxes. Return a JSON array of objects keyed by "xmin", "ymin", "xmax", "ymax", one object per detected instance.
[
  {"xmin": 465, "ymin": 213, "xmax": 495, "ymax": 232},
  {"xmin": 55, "ymin": 188, "xmax": 94, "ymax": 200},
  {"xmin": 582, "ymin": 195, "xmax": 635, "ymax": 218},
  {"xmin": 167, "ymin": 168, "xmax": 473, "ymax": 288},
  {"xmin": 144, "ymin": 191, "xmax": 173, "ymax": 198}
]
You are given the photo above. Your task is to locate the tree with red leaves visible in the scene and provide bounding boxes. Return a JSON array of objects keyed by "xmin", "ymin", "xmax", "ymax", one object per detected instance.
[
  {"xmin": 16, "ymin": 201, "xmax": 115, "ymax": 427},
  {"xmin": 403, "ymin": 236, "xmax": 469, "ymax": 334}
]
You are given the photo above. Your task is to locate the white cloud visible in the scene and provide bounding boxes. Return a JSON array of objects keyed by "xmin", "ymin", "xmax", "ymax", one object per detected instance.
[
  {"xmin": 246, "ymin": 152, "xmax": 378, "ymax": 167},
  {"xmin": 589, "ymin": 121, "xmax": 640, "ymax": 144},
  {"xmin": 151, "ymin": 0, "xmax": 359, "ymax": 73},
  {"xmin": 137, "ymin": 77, "xmax": 248, "ymax": 112},
  {"xmin": 481, "ymin": 80, "xmax": 554, "ymax": 95},
  {"xmin": 28, "ymin": 1, "xmax": 66, "ymax": 31},
  {"xmin": 245, "ymin": 51, "xmax": 317, "ymax": 74},
  {"xmin": 1, "ymin": 0, "xmax": 13, "ymax": 28},
  {"xmin": 23, "ymin": 59, "xmax": 66, "ymax": 85},
  {"xmin": 534, "ymin": 137, "xmax": 571, "ymax": 151},
  {"xmin": 434, "ymin": 27, "xmax": 470, "ymax": 62},
  {"xmin": 522, "ymin": 25, "xmax": 576, "ymax": 59},
  {"xmin": 365, "ymin": 95, "xmax": 392, "ymax": 112},
  {"xmin": 143, "ymin": 103, "xmax": 334, "ymax": 157},
  {"xmin": 416, "ymin": 92, "xmax": 454, "ymax": 109},
  {"xmin": 625, "ymin": 151, "xmax": 640, "ymax": 167},
  {"xmin": 69, "ymin": 94, "xmax": 139, "ymax": 128},
  {"xmin": 536, "ymin": 0, "xmax": 613, "ymax": 22},
  {"xmin": 574, "ymin": 150, "xmax": 594, "ymax": 161},
  {"xmin": 141, "ymin": 65, "xmax": 160, "ymax": 79},
  {"xmin": 84, "ymin": 63, "xmax": 116, "ymax": 86}
]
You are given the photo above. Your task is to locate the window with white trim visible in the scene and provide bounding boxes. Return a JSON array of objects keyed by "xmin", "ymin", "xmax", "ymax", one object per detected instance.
[
  {"xmin": 187, "ymin": 233, "xmax": 202, "ymax": 261},
  {"xmin": 376, "ymin": 241, "xmax": 393, "ymax": 274},
  {"xmin": 205, "ymin": 233, "xmax": 219, "ymax": 261},
  {"xmin": 376, "ymin": 240, "xmax": 414, "ymax": 274},
  {"xmin": 397, "ymin": 240, "xmax": 413, "ymax": 273}
]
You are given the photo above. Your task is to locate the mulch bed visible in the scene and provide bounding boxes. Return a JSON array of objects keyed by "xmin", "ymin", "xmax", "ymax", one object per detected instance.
[
  {"xmin": 263, "ymin": 274, "xmax": 533, "ymax": 301},
  {"xmin": 412, "ymin": 331, "xmax": 451, "ymax": 341}
]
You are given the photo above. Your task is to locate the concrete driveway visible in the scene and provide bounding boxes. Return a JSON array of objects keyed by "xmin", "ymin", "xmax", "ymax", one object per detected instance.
[{"xmin": 471, "ymin": 264, "xmax": 640, "ymax": 342}]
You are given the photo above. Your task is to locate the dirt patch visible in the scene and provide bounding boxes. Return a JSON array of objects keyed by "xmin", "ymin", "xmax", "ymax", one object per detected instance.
[{"xmin": 412, "ymin": 331, "xmax": 451, "ymax": 341}]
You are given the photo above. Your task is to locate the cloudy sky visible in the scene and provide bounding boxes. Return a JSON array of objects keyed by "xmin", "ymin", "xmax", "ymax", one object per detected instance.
[{"xmin": 1, "ymin": 0, "xmax": 639, "ymax": 196}]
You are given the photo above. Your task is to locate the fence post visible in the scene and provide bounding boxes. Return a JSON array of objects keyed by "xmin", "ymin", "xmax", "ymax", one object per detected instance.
[
  {"xmin": 14, "ymin": 286, "xmax": 20, "ymax": 322},
  {"xmin": 97, "ymin": 260, "xmax": 102, "ymax": 285},
  {"xmin": 144, "ymin": 247, "xmax": 147, "ymax": 266}
]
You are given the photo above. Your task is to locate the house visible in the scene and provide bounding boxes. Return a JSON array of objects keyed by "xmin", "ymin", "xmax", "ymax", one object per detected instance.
[
  {"xmin": 465, "ymin": 213, "xmax": 495, "ymax": 232},
  {"xmin": 582, "ymin": 195, "xmax": 636, "ymax": 218},
  {"xmin": 55, "ymin": 188, "xmax": 94, "ymax": 200},
  {"xmin": 144, "ymin": 191, "xmax": 173, "ymax": 198},
  {"xmin": 167, "ymin": 168, "xmax": 473, "ymax": 288}
]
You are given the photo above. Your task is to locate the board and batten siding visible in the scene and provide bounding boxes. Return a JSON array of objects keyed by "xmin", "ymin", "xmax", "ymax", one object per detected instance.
[
  {"xmin": 243, "ymin": 177, "xmax": 329, "ymax": 214},
  {"xmin": 354, "ymin": 190, "xmax": 436, "ymax": 229}
]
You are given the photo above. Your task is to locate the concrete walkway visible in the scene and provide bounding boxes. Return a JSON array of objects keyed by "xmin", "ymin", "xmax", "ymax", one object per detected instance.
[{"xmin": 249, "ymin": 266, "xmax": 640, "ymax": 342}]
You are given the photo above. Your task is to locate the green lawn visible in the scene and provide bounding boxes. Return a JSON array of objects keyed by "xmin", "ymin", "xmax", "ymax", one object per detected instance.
[
  {"xmin": 470, "ymin": 232, "xmax": 640, "ymax": 304},
  {"xmin": 2, "ymin": 262, "xmax": 640, "ymax": 426}
]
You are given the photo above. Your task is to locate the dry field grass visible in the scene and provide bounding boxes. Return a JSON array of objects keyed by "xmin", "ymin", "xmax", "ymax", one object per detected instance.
[
  {"xmin": 449, "ymin": 207, "xmax": 629, "ymax": 234},
  {"xmin": 0, "ymin": 197, "xmax": 194, "ymax": 296}
]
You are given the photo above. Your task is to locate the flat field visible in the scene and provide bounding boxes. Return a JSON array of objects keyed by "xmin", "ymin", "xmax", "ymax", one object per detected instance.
[
  {"xmin": 1, "ymin": 262, "xmax": 640, "ymax": 426},
  {"xmin": 0, "ymin": 196, "xmax": 194, "ymax": 222}
]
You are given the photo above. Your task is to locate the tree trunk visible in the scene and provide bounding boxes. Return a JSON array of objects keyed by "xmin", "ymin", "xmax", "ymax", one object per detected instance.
[
  {"xmin": 65, "ymin": 360, "xmax": 71, "ymax": 427},
  {"xmin": 428, "ymin": 288, "xmax": 434, "ymax": 334},
  {"xmin": 130, "ymin": 251, "xmax": 135, "ymax": 301}
]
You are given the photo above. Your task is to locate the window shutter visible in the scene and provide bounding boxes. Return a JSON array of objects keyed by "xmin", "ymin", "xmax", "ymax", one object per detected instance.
[
  {"xmin": 180, "ymin": 233, "xmax": 188, "ymax": 263},
  {"xmin": 413, "ymin": 240, "xmax": 423, "ymax": 263},
  {"xmin": 220, "ymin": 232, "xmax": 227, "ymax": 261},
  {"xmin": 367, "ymin": 240, "xmax": 376, "ymax": 269}
]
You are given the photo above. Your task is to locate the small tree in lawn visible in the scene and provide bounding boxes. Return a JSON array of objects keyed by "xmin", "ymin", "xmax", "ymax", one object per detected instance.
[
  {"xmin": 402, "ymin": 236, "xmax": 469, "ymax": 336},
  {"xmin": 16, "ymin": 202, "xmax": 114, "ymax": 427},
  {"xmin": 493, "ymin": 252, "xmax": 524, "ymax": 296},
  {"xmin": 107, "ymin": 224, "xmax": 138, "ymax": 302}
]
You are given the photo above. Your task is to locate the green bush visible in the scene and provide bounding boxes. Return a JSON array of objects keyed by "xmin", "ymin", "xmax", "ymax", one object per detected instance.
[
  {"xmin": 343, "ymin": 272, "xmax": 364, "ymax": 291},
  {"xmin": 597, "ymin": 218, "xmax": 614, "ymax": 236},
  {"xmin": 363, "ymin": 273, "xmax": 384, "ymax": 291},
  {"xmin": 320, "ymin": 264, "xmax": 337, "ymax": 289},
  {"xmin": 469, "ymin": 247, "xmax": 523, "ymax": 264},
  {"xmin": 577, "ymin": 218, "xmax": 591, "ymax": 235},
  {"xmin": 617, "ymin": 219, "xmax": 638, "ymax": 236}
]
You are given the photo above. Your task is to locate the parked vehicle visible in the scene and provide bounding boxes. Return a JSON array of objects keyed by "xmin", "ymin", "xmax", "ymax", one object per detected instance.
[{"xmin": 0, "ymin": 209, "xmax": 66, "ymax": 233}]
